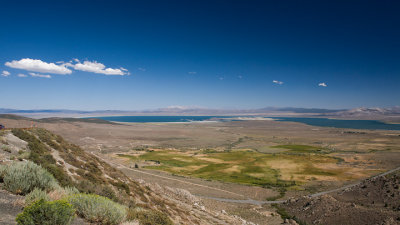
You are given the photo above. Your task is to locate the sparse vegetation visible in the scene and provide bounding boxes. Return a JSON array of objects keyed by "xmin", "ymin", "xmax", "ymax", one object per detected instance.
[
  {"xmin": 16, "ymin": 199, "xmax": 75, "ymax": 225},
  {"xmin": 11, "ymin": 129, "xmax": 74, "ymax": 187},
  {"xmin": 0, "ymin": 128, "xmax": 184, "ymax": 225},
  {"xmin": 67, "ymin": 193, "xmax": 127, "ymax": 225},
  {"xmin": 127, "ymin": 207, "xmax": 174, "ymax": 225},
  {"xmin": 1, "ymin": 144, "xmax": 12, "ymax": 153},
  {"xmin": 1, "ymin": 161, "xmax": 59, "ymax": 194},
  {"xmin": 25, "ymin": 188, "xmax": 50, "ymax": 206},
  {"xmin": 272, "ymin": 204, "xmax": 306, "ymax": 225}
]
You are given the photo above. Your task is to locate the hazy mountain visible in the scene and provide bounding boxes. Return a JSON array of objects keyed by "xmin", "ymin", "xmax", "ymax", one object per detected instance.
[{"xmin": 2, "ymin": 106, "xmax": 400, "ymax": 119}]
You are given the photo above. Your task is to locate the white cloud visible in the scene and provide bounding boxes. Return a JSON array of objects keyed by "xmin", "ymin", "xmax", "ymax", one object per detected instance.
[
  {"xmin": 318, "ymin": 82, "xmax": 327, "ymax": 87},
  {"xmin": 188, "ymin": 71, "xmax": 197, "ymax": 75},
  {"xmin": 273, "ymin": 80, "xmax": 283, "ymax": 85},
  {"xmin": 138, "ymin": 67, "xmax": 146, "ymax": 72},
  {"xmin": 18, "ymin": 73, "xmax": 27, "ymax": 77},
  {"xmin": 5, "ymin": 58, "xmax": 72, "ymax": 74},
  {"xmin": 73, "ymin": 60, "xmax": 128, "ymax": 75},
  {"xmin": 1, "ymin": 70, "xmax": 10, "ymax": 77},
  {"xmin": 29, "ymin": 72, "xmax": 52, "ymax": 79}
]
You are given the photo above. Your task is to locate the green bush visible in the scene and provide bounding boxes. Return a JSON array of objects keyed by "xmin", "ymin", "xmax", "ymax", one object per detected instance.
[
  {"xmin": 16, "ymin": 199, "xmax": 75, "ymax": 225},
  {"xmin": 67, "ymin": 193, "xmax": 126, "ymax": 225},
  {"xmin": 2, "ymin": 161, "xmax": 59, "ymax": 194},
  {"xmin": 127, "ymin": 208, "xmax": 173, "ymax": 225},
  {"xmin": 25, "ymin": 188, "xmax": 50, "ymax": 206}
]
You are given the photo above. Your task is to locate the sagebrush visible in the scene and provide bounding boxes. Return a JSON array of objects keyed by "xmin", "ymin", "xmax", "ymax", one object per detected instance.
[
  {"xmin": 67, "ymin": 193, "xmax": 127, "ymax": 225},
  {"xmin": 1, "ymin": 161, "xmax": 59, "ymax": 194},
  {"xmin": 126, "ymin": 207, "xmax": 173, "ymax": 225}
]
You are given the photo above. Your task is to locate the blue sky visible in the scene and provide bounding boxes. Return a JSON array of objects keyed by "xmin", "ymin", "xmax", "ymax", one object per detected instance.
[{"xmin": 0, "ymin": 0, "xmax": 399, "ymax": 110}]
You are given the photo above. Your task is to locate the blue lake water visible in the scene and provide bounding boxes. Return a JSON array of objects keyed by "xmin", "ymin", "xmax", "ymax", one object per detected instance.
[
  {"xmin": 92, "ymin": 116, "xmax": 400, "ymax": 131},
  {"xmin": 272, "ymin": 117, "xmax": 400, "ymax": 131}
]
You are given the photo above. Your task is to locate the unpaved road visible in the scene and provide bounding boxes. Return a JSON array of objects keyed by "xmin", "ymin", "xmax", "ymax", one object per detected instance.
[{"xmin": 93, "ymin": 152, "xmax": 400, "ymax": 206}]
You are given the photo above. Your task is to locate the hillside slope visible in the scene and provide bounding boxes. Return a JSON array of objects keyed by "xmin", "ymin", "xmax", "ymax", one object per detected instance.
[
  {"xmin": 281, "ymin": 171, "xmax": 400, "ymax": 225},
  {"xmin": 0, "ymin": 128, "xmax": 250, "ymax": 224}
]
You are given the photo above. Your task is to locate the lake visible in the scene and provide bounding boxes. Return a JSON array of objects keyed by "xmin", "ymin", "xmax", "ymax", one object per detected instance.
[{"xmin": 92, "ymin": 116, "xmax": 400, "ymax": 131}]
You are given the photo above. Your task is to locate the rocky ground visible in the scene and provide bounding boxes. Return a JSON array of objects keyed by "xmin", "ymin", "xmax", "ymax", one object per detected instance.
[{"xmin": 282, "ymin": 172, "xmax": 400, "ymax": 225}]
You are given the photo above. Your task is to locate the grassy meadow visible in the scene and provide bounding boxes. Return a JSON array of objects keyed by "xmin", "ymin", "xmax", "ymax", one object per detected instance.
[{"xmin": 117, "ymin": 144, "xmax": 362, "ymax": 188}]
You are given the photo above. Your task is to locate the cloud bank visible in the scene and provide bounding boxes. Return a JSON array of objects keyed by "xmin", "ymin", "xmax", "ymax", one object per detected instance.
[
  {"xmin": 4, "ymin": 58, "xmax": 129, "ymax": 76},
  {"xmin": 5, "ymin": 58, "xmax": 72, "ymax": 74}
]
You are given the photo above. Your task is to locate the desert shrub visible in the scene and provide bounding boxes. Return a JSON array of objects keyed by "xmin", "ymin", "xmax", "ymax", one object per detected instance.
[
  {"xmin": 126, "ymin": 208, "xmax": 173, "ymax": 225},
  {"xmin": 25, "ymin": 188, "xmax": 50, "ymax": 206},
  {"xmin": 48, "ymin": 186, "xmax": 80, "ymax": 201},
  {"xmin": 16, "ymin": 199, "xmax": 75, "ymax": 225},
  {"xmin": 63, "ymin": 186, "xmax": 80, "ymax": 195},
  {"xmin": 75, "ymin": 180, "xmax": 98, "ymax": 193},
  {"xmin": 111, "ymin": 180, "xmax": 130, "ymax": 194},
  {"xmin": 2, "ymin": 161, "xmax": 59, "ymax": 194},
  {"xmin": 67, "ymin": 193, "xmax": 126, "ymax": 225},
  {"xmin": 99, "ymin": 185, "xmax": 118, "ymax": 201},
  {"xmin": 1, "ymin": 144, "xmax": 12, "ymax": 153}
]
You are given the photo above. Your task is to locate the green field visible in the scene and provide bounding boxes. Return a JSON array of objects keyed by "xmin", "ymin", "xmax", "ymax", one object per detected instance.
[{"xmin": 117, "ymin": 144, "xmax": 356, "ymax": 188}]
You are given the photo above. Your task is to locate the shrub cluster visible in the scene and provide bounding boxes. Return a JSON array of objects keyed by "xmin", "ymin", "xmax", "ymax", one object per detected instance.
[
  {"xmin": 25, "ymin": 186, "xmax": 79, "ymax": 206},
  {"xmin": 127, "ymin": 208, "xmax": 173, "ymax": 225},
  {"xmin": 25, "ymin": 188, "xmax": 50, "ymax": 206},
  {"xmin": 67, "ymin": 193, "xmax": 127, "ymax": 225},
  {"xmin": 1, "ymin": 161, "xmax": 59, "ymax": 194},
  {"xmin": 16, "ymin": 199, "xmax": 75, "ymax": 225}
]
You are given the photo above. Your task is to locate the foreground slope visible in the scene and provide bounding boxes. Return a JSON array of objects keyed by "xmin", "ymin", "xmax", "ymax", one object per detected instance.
[{"xmin": 0, "ymin": 128, "xmax": 251, "ymax": 224}]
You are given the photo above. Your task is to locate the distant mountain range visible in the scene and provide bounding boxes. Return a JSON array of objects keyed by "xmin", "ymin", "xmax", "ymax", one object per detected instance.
[
  {"xmin": 0, "ymin": 107, "xmax": 344, "ymax": 115},
  {"xmin": 0, "ymin": 106, "xmax": 399, "ymax": 119}
]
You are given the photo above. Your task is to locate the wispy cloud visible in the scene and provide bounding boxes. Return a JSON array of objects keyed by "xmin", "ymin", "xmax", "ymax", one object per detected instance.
[
  {"xmin": 138, "ymin": 67, "xmax": 146, "ymax": 72},
  {"xmin": 219, "ymin": 77, "xmax": 224, "ymax": 80},
  {"xmin": 238, "ymin": 75, "xmax": 243, "ymax": 79},
  {"xmin": 1, "ymin": 70, "xmax": 10, "ymax": 77},
  {"xmin": 318, "ymin": 82, "xmax": 327, "ymax": 87},
  {"xmin": 29, "ymin": 72, "xmax": 51, "ymax": 78},
  {"xmin": 273, "ymin": 80, "xmax": 283, "ymax": 85},
  {"xmin": 5, "ymin": 58, "xmax": 72, "ymax": 74},
  {"xmin": 72, "ymin": 60, "xmax": 128, "ymax": 75},
  {"xmin": 18, "ymin": 73, "xmax": 27, "ymax": 77},
  {"xmin": 188, "ymin": 71, "xmax": 197, "ymax": 75}
]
